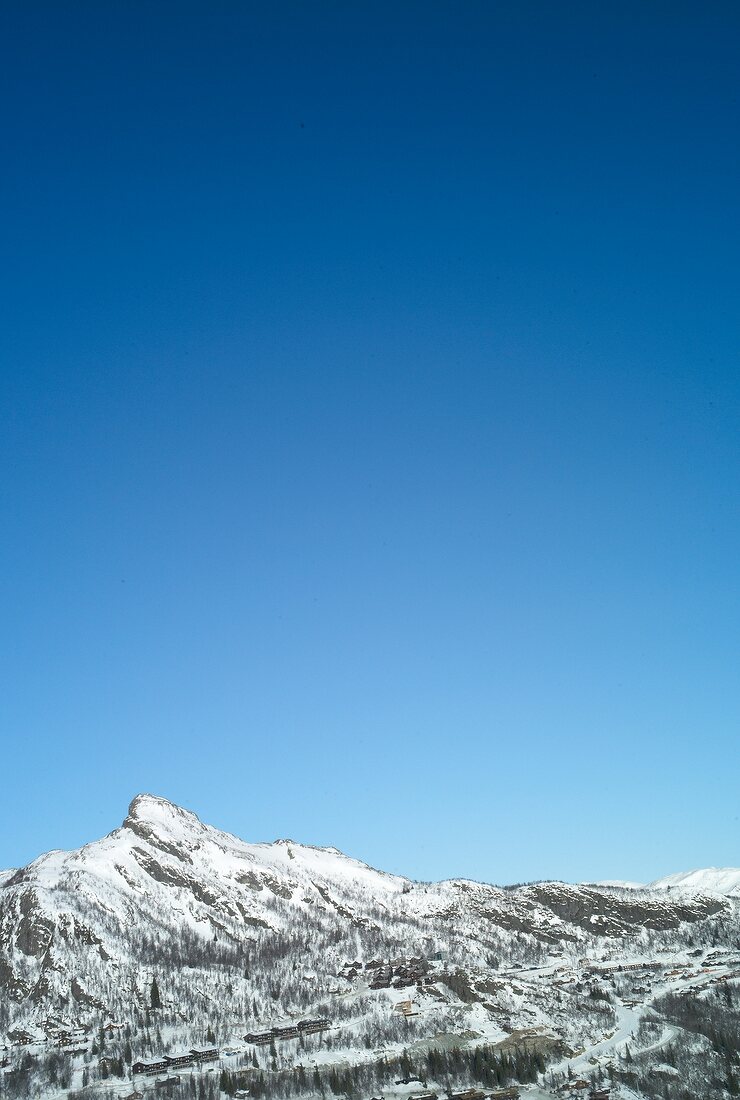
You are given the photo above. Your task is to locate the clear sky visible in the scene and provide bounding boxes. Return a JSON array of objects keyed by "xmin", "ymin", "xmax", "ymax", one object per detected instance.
[{"xmin": 1, "ymin": 2, "xmax": 738, "ymax": 885}]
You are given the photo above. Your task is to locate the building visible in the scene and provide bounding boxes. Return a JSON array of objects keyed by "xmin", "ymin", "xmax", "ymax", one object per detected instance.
[
  {"xmin": 190, "ymin": 1045, "xmax": 219, "ymax": 1061},
  {"xmin": 132, "ymin": 1058, "xmax": 168, "ymax": 1076},
  {"xmin": 272, "ymin": 1026, "xmax": 300, "ymax": 1040},
  {"xmin": 165, "ymin": 1050, "xmax": 196, "ymax": 1069},
  {"xmin": 244, "ymin": 1031, "xmax": 274, "ymax": 1045},
  {"xmin": 245, "ymin": 1019, "xmax": 330, "ymax": 1045},
  {"xmin": 8, "ymin": 1030, "xmax": 36, "ymax": 1046}
]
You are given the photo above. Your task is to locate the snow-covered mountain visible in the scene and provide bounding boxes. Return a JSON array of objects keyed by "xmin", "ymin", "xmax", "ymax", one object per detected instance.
[
  {"xmin": 649, "ymin": 867, "xmax": 740, "ymax": 897},
  {"xmin": 589, "ymin": 869, "xmax": 740, "ymax": 897},
  {"xmin": 1, "ymin": 795, "xmax": 739, "ymax": 1100}
]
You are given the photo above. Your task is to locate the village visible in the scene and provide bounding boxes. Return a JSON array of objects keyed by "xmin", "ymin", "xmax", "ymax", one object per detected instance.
[
  {"xmin": 338, "ymin": 957, "xmax": 431, "ymax": 991},
  {"xmin": 2, "ymin": 944, "xmax": 739, "ymax": 1100}
]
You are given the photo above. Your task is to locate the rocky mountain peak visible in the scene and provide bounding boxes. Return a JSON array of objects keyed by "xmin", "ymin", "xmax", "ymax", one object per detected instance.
[{"xmin": 123, "ymin": 793, "xmax": 205, "ymax": 838}]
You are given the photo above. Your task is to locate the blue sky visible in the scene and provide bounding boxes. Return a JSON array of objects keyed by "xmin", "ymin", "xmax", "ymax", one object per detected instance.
[{"xmin": 1, "ymin": 2, "xmax": 738, "ymax": 884}]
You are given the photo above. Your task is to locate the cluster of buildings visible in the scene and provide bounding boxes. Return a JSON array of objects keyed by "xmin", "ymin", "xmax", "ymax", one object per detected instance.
[
  {"xmin": 673, "ymin": 965, "xmax": 740, "ymax": 996},
  {"xmin": 7, "ymin": 1017, "xmax": 123, "ymax": 1053},
  {"xmin": 8, "ymin": 1022, "xmax": 90, "ymax": 1048},
  {"xmin": 451, "ymin": 1089, "xmax": 520, "ymax": 1100},
  {"xmin": 366, "ymin": 957, "xmax": 429, "ymax": 989},
  {"xmin": 339, "ymin": 955, "xmax": 430, "ymax": 989},
  {"xmin": 584, "ymin": 961, "xmax": 661, "ymax": 977},
  {"xmin": 243, "ymin": 1018, "xmax": 331, "ymax": 1046},
  {"xmin": 403, "ymin": 1088, "xmax": 519, "ymax": 1100},
  {"xmin": 558, "ymin": 1083, "xmax": 610, "ymax": 1098},
  {"xmin": 131, "ymin": 1046, "xmax": 218, "ymax": 1076}
]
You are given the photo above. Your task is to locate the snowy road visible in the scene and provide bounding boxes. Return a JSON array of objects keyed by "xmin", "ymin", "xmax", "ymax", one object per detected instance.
[{"xmin": 544, "ymin": 1001, "xmax": 642, "ymax": 1078}]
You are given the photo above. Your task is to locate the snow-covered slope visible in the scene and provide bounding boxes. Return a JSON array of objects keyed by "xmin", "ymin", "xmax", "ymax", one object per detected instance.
[
  {"xmin": 588, "ymin": 879, "xmax": 645, "ymax": 889},
  {"xmin": 1, "ymin": 795, "xmax": 738, "ymax": 1100},
  {"xmin": 649, "ymin": 866, "xmax": 740, "ymax": 896}
]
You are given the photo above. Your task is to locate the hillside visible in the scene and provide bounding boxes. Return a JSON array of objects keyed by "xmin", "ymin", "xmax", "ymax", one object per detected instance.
[
  {"xmin": 649, "ymin": 868, "xmax": 740, "ymax": 897},
  {"xmin": 1, "ymin": 795, "xmax": 738, "ymax": 1100}
]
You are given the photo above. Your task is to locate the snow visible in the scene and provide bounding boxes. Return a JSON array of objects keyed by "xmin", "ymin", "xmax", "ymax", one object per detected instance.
[
  {"xmin": 649, "ymin": 866, "xmax": 740, "ymax": 896},
  {"xmin": 588, "ymin": 880, "xmax": 645, "ymax": 890},
  {"xmin": 586, "ymin": 868, "xmax": 740, "ymax": 896},
  {"xmin": 123, "ymin": 792, "xmax": 408, "ymax": 899},
  {"xmin": 546, "ymin": 1001, "xmax": 641, "ymax": 1077},
  {"xmin": 634, "ymin": 1023, "xmax": 682, "ymax": 1056},
  {"xmin": 2, "ymin": 791, "xmax": 739, "ymax": 1100}
]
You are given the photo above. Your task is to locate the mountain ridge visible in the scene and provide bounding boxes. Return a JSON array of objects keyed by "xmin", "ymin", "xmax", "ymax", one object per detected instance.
[
  {"xmin": 11, "ymin": 790, "xmax": 736, "ymax": 896},
  {"xmin": 2, "ymin": 794, "xmax": 738, "ymax": 1100}
]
